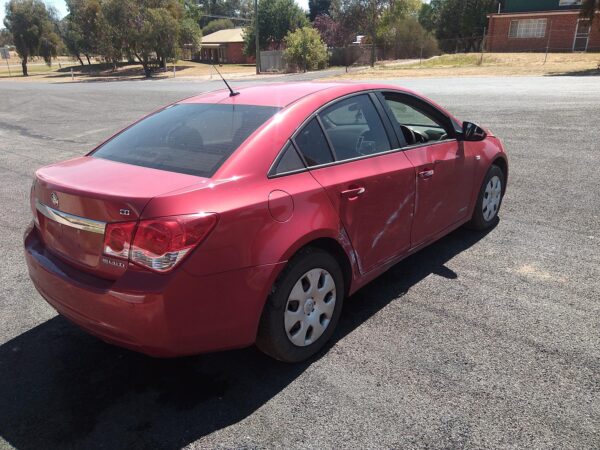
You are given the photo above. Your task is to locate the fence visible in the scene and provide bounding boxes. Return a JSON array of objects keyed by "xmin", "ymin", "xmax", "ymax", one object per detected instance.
[{"xmin": 260, "ymin": 50, "xmax": 285, "ymax": 72}]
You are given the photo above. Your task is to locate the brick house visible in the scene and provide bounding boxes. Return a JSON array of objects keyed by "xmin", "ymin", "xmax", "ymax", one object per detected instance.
[
  {"xmin": 197, "ymin": 28, "xmax": 254, "ymax": 64},
  {"xmin": 487, "ymin": 0, "xmax": 600, "ymax": 52}
]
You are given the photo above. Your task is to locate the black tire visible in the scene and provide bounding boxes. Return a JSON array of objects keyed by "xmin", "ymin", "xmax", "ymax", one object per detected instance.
[
  {"xmin": 467, "ymin": 164, "xmax": 505, "ymax": 230},
  {"xmin": 256, "ymin": 247, "xmax": 345, "ymax": 363}
]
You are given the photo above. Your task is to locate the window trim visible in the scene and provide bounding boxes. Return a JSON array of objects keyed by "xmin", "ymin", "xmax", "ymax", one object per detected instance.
[
  {"xmin": 508, "ymin": 18, "xmax": 547, "ymax": 39},
  {"xmin": 267, "ymin": 89, "xmax": 460, "ymax": 179}
]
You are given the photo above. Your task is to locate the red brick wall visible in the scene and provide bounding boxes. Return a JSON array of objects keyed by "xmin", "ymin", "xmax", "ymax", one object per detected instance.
[
  {"xmin": 487, "ymin": 12, "xmax": 600, "ymax": 52},
  {"xmin": 226, "ymin": 43, "xmax": 254, "ymax": 64}
]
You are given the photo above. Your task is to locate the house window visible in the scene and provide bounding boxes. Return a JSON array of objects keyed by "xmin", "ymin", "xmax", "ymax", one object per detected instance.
[{"xmin": 509, "ymin": 19, "xmax": 547, "ymax": 38}]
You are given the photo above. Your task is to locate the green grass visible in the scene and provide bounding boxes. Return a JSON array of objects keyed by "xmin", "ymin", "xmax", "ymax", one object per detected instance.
[{"xmin": 0, "ymin": 61, "xmax": 79, "ymax": 78}]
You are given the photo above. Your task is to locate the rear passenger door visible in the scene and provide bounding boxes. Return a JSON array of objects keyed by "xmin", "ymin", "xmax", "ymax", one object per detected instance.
[{"xmin": 294, "ymin": 94, "xmax": 416, "ymax": 275}]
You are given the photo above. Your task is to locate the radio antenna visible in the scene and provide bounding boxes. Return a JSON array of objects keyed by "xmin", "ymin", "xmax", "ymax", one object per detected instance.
[{"xmin": 213, "ymin": 65, "xmax": 239, "ymax": 97}]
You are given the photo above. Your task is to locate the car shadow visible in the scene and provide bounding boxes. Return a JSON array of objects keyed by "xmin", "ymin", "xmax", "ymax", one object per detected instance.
[{"xmin": 0, "ymin": 224, "xmax": 495, "ymax": 449}]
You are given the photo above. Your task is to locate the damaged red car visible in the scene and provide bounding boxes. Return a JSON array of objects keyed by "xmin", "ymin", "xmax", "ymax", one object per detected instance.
[{"xmin": 24, "ymin": 82, "xmax": 508, "ymax": 362}]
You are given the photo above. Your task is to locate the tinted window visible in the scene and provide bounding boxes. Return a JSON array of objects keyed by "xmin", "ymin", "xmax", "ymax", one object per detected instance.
[
  {"xmin": 320, "ymin": 95, "xmax": 391, "ymax": 161},
  {"xmin": 93, "ymin": 103, "xmax": 280, "ymax": 177},
  {"xmin": 294, "ymin": 118, "xmax": 334, "ymax": 167},
  {"xmin": 273, "ymin": 142, "xmax": 305, "ymax": 175}
]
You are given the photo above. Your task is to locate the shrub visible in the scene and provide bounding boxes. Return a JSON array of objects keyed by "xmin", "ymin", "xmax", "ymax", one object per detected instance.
[{"xmin": 284, "ymin": 26, "xmax": 328, "ymax": 72}]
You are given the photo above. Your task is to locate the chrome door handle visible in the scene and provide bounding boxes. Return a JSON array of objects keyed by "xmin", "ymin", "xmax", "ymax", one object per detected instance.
[
  {"xmin": 419, "ymin": 170, "xmax": 434, "ymax": 179},
  {"xmin": 341, "ymin": 187, "xmax": 366, "ymax": 199}
]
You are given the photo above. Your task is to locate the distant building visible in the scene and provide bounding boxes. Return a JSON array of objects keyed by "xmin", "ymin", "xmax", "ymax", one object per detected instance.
[
  {"xmin": 198, "ymin": 28, "xmax": 253, "ymax": 64},
  {"xmin": 487, "ymin": 0, "xmax": 600, "ymax": 52}
]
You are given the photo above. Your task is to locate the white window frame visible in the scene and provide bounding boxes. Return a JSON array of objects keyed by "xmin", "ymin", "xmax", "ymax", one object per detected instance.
[
  {"xmin": 508, "ymin": 18, "xmax": 547, "ymax": 39},
  {"xmin": 559, "ymin": 0, "xmax": 582, "ymax": 6}
]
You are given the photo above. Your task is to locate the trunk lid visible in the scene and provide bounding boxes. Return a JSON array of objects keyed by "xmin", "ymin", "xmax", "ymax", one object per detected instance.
[{"xmin": 32, "ymin": 156, "xmax": 205, "ymax": 279}]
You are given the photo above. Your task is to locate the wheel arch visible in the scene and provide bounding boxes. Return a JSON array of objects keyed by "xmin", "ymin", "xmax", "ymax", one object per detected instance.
[
  {"xmin": 279, "ymin": 231, "xmax": 357, "ymax": 298},
  {"xmin": 491, "ymin": 156, "xmax": 508, "ymax": 193}
]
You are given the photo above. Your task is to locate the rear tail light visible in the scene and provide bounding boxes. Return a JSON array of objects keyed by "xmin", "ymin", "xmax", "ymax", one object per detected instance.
[
  {"xmin": 102, "ymin": 213, "xmax": 218, "ymax": 273},
  {"xmin": 104, "ymin": 222, "xmax": 137, "ymax": 259}
]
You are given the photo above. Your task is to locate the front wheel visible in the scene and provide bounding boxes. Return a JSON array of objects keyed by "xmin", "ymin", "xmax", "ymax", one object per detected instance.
[
  {"xmin": 256, "ymin": 248, "xmax": 344, "ymax": 363},
  {"xmin": 467, "ymin": 165, "xmax": 505, "ymax": 230}
]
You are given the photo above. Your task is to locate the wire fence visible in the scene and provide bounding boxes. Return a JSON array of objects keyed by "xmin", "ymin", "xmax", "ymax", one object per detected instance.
[{"xmin": 333, "ymin": 24, "xmax": 599, "ymax": 70}]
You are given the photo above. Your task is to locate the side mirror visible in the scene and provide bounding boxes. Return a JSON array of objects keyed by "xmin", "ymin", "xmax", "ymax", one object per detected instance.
[{"xmin": 460, "ymin": 122, "xmax": 487, "ymax": 141}]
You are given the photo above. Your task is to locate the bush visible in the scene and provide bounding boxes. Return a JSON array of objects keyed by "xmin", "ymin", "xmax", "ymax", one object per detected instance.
[{"xmin": 284, "ymin": 26, "xmax": 327, "ymax": 72}]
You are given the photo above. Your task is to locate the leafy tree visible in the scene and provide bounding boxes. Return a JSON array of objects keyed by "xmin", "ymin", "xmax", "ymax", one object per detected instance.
[
  {"xmin": 377, "ymin": 16, "xmax": 438, "ymax": 59},
  {"xmin": 58, "ymin": 18, "xmax": 85, "ymax": 65},
  {"xmin": 284, "ymin": 26, "xmax": 327, "ymax": 71},
  {"xmin": 418, "ymin": 0, "xmax": 440, "ymax": 32},
  {"xmin": 203, "ymin": 18, "xmax": 235, "ymax": 35},
  {"xmin": 3, "ymin": 0, "xmax": 60, "ymax": 75},
  {"xmin": 581, "ymin": 0, "xmax": 599, "ymax": 22},
  {"xmin": 425, "ymin": 0, "xmax": 498, "ymax": 53},
  {"xmin": 196, "ymin": 0, "xmax": 253, "ymax": 27},
  {"xmin": 180, "ymin": 17, "xmax": 202, "ymax": 50},
  {"xmin": 309, "ymin": 0, "xmax": 331, "ymax": 21},
  {"xmin": 64, "ymin": 0, "xmax": 104, "ymax": 64},
  {"xmin": 313, "ymin": 13, "xmax": 351, "ymax": 47},
  {"xmin": 0, "ymin": 29, "xmax": 14, "ymax": 46},
  {"xmin": 243, "ymin": 0, "xmax": 308, "ymax": 55},
  {"xmin": 98, "ymin": 0, "xmax": 201, "ymax": 76}
]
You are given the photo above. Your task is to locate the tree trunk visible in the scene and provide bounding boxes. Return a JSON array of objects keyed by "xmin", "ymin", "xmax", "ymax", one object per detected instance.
[
  {"xmin": 85, "ymin": 54, "xmax": 91, "ymax": 65},
  {"xmin": 77, "ymin": 55, "xmax": 84, "ymax": 66},
  {"xmin": 21, "ymin": 59, "xmax": 28, "ymax": 76}
]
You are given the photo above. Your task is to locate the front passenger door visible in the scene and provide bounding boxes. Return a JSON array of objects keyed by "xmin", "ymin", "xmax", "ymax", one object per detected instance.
[{"xmin": 381, "ymin": 92, "xmax": 477, "ymax": 247}]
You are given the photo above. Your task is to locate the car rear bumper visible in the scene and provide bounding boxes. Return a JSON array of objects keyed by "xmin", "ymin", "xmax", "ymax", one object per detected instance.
[{"xmin": 24, "ymin": 224, "xmax": 283, "ymax": 357}]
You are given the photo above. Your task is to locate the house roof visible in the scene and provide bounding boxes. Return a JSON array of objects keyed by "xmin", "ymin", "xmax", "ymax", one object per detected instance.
[
  {"xmin": 502, "ymin": 0, "xmax": 582, "ymax": 13},
  {"xmin": 202, "ymin": 28, "xmax": 245, "ymax": 44}
]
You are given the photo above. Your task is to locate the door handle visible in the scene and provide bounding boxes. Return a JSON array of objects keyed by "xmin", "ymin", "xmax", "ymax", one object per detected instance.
[
  {"xmin": 419, "ymin": 169, "xmax": 435, "ymax": 179},
  {"xmin": 341, "ymin": 187, "xmax": 366, "ymax": 199}
]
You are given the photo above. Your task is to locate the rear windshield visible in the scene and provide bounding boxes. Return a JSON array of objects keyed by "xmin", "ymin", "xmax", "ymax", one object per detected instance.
[{"xmin": 92, "ymin": 103, "xmax": 280, "ymax": 177}]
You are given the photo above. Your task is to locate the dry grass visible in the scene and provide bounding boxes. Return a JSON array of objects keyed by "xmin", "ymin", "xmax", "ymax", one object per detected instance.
[
  {"xmin": 0, "ymin": 57, "xmax": 255, "ymax": 82},
  {"xmin": 333, "ymin": 52, "xmax": 600, "ymax": 79}
]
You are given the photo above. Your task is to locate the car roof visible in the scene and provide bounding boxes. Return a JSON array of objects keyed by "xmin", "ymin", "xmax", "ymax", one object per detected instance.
[{"xmin": 178, "ymin": 82, "xmax": 406, "ymax": 108}]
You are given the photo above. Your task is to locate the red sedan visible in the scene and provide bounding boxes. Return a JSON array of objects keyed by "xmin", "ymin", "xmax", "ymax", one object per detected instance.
[{"xmin": 24, "ymin": 82, "xmax": 508, "ymax": 362}]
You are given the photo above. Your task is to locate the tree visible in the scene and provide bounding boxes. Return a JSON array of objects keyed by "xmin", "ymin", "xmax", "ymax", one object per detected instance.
[
  {"xmin": 0, "ymin": 29, "xmax": 13, "ymax": 46},
  {"xmin": 309, "ymin": 0, "xmax": 331, "ymax": 21},
  {"xmin": 195, "ymin": 0, "xmax": 253, "ymax": 27},
  {"xmin": 377, "ymin": 16, "xmax": 438, "ymax": 59},
  {"xmin": 3, "ymin": 0, "xmax": 60, "ymax": 75},
  {"xmin": 98, "ymin": 0, "xmax": 201, "ymax": 76},
  {"xmin": 58, "ymin": 18, "xmax": 85, "ymax": 65},
  {"xmin": 581, "ymin": 0, "xmax": 599, "ymax": 22},
  {"xmin": 243, "ymin": 0, "xmax": 308, "ymax": 56},
  {"xmin": 64, "ymin": 0, "xmax": 104, "ymax": 64},
  {"xmin": 180, "ymin": 17, "xmax": 202, "ymax": 51},
  {"xmin": 203, "ymin": 18, "xmax": 235, "ymax": 35},
  {"xmin": 418, "ymin": 0, "xmax": 440, "ymax": 32},
  {"xmin": 313, "ymin": 14, "xmax": 351, "ymax": 47},
  {"xmin": 284, "ymin": 26, "xmax": 327, "ymax": 71},
  {"xmin": 426, "ymin": 0, "xmax": 498, "ymax": 53}
]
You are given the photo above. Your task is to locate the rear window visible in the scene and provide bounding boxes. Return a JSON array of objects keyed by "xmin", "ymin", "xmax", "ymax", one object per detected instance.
[{"xmin": 92, "ymin": 103, "xmax": 280, "ymax": 177}]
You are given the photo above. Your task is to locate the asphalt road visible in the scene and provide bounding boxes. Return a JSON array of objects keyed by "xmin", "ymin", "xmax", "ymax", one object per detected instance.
[{"xmin": 0, "ymin": 74, "xmax": 598, "ymax": 449}]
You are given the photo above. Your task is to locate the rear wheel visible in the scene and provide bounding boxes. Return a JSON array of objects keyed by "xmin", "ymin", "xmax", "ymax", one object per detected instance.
[
  {"xmin": 256, "ymin": 248, "xmax": 344, "ymax": 363},
  {"xmin": 467, "ymin": 165, "xmax": 505, "ymax": 230}
]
